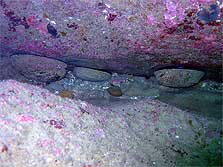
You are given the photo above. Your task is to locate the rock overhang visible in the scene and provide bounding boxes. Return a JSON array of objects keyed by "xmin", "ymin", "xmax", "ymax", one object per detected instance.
[{"xmin": 0, "ymin": 0, "xmax": 222, "ymax": 76}]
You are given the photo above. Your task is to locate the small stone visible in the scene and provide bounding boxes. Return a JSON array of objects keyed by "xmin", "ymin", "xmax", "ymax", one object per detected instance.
[
  {"xmin": 154, "ymin": 69, "xmax": 205, "ymax": 88},
  {"xmin": 58, "ymin": 90, "xmax": 75, "ymax": 99},
  {"xmin": 73, "ymin": 67, "xmax": 111, "ymax": 82},
  {"xmin": 11, "ymin": 54, "xmax": 67, "ymax": 83},
  {"xmin": 107, "ymin": 85, "xmax": 123, "ymax": 97}
]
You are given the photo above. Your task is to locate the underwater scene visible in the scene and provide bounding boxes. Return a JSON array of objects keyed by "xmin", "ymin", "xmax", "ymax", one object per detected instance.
[{"xmin": 0, "ymin": 0, "xmax": 222, "ymax": 167}]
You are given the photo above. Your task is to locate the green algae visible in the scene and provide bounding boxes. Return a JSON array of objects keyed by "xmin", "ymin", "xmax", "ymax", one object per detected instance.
[
  {"xmin": 157, "ymin": 89, "xmax": 222, "ymax": 119},
  {"xmin": 176, "ymin": 137, "xmax": 223, "ymax": 167}
]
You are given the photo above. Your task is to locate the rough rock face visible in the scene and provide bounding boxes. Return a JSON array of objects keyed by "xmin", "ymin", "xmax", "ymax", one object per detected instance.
[
  {"xmin": 0, "ymin": 0, "xmax": 222, "ymax": 75},
  {"xmin": 11, "ymin": 54, "xmax": 67, "ymax": 83},
  {"xmin": 0, "ymin": 80, "xmax": 221, "ymax": 167},
  {"xmin": 154, "ymin": 69, "xmax": 205, "ymax": 87},
  {"xmin": 0, "ymin": 56, "xmax": 27, "ymax": 81}
]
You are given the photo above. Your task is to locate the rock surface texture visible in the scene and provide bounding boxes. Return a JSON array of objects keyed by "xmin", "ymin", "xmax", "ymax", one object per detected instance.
[
  {"xmin": 11, "ymin": 54, "xmax": 67, "ymax": 83},
  {"xmin": 0, "ymin": 0, "xmax": 222, "ymax": 75},
  {"xmin": 0, "ymin": 80, "xmax": 221, "ymax": 167},
  {"xmin": 154, "ymin": 69, "xmax": 205, "ymax": 87}
]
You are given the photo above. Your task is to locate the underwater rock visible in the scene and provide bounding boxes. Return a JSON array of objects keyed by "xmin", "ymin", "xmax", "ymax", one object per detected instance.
[
  {"xmin": 73, "ymin": 67, "xmax": 111, "ymax": 82},
  {"xmin": 107, "ymin": 85, "xmax": 123, "ymax": 97},
  {"xmin": 0, "ymin": 80, "xmax": 221, "ymax": 167},
  {"xmin": 0, "ymin": 0, "xmax": 222, "ymax": 75},
  {"xmin": 197, "ymin": 3, "xmax": 220, "ymax": 23},
  {"xmin": 154, "ymin": 69, "xmax": 205, "ymax": 88},
  {"xmin": 0, "ymin": 56, "xmax": 27, "ymax": 82},
  {"xmin": 11, "ymin": 54, "xmax": 67, "ymax": 83}
]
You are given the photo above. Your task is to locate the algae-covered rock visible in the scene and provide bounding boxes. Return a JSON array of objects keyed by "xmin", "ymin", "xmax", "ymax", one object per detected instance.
[
  {"xmin": 73, "ymin": 67, "xmax": 111, "ymax": 82},
  {"xmin": 11, "ymin": 54, "xmax": 67, "ymax": 83},
  {"xmin": 154, "ymin": 69, "xmax": 205, "ymax": 88}
]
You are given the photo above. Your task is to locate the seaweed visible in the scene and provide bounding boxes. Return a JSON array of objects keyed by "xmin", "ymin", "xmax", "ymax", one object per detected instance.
[{"xmin": 176, "ymin": 137, "xmax": 223, "ymax": 167}]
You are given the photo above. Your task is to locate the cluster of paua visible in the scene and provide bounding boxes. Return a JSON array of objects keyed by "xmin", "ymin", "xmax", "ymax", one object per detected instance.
[{"xmin": 10, "ymin": 54, "xmax": 206, "ymax": 97}]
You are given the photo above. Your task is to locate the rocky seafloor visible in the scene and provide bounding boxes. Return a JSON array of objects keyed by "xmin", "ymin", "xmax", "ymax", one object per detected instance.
[
  {"xmin": 0, "ymin": 80, "xmax": 222, "ymax": 167},
  {"xmin": 0, "ymin": 0, "xmax": 223, "ymax": 165},
  {"xmin": 0, "ymin": 55, "xmax": 222, "ymax": 167}
]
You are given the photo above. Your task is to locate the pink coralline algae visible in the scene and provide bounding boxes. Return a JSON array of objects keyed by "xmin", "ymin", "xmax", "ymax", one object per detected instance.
[
  {"xmin": 97, "ymin": 2, "xmax": 118, "ymax": 23},
  {"xmin": 197, "ymin": 0, "xmax": 216, "ymax": 3},
  {"xmin": 53, "ymin": 147, "xmax": 62, "ymax": 157},
  {"xmin": 0, "ymin": 0, "xmax": 222, "ymax": 83},
  {"xmin": 164, "ymin": 0, "xmax": 185, "ymax": 27},
  {"xmin": 0, "ymin": 1, "xmax": 29, "ymax": 31},
  {"xmin": 147, "ymin": 15, "xmax": 157, "ymax": 26},
  {"xmin": 26, "ymin": 15, "xmax": 48, "ymax": 34},
  {"xmin": 94, "ymin": 128, "xmax": 105, "ymax": 138},
  {"xmin": 16, "ymin": 115, "xmax": 36, "ymax": 123},
  {"xmin": 26, "ymin": 15, "xmax": 38, "ymax": 26},
  {"xmin": 189, "ymin": 0, "xmax": 216, "ymax": 6}
]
